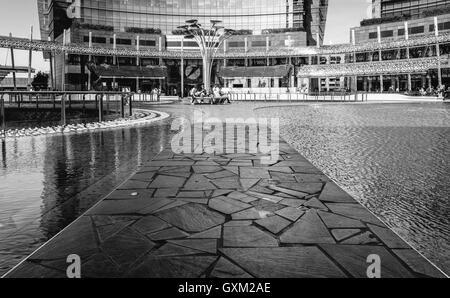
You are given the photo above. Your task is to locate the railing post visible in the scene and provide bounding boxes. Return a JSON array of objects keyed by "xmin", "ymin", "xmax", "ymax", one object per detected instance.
[
  {"xmin": 1, "ymin": 94, "xmax": 5, "ymax": 138},
  {"xmin": 53, "ymin": 93, "xmax": 56, "ymax": 109},
  {"xmin": 68, "ymin": 94, "xmax": 72, "ymax": 109},
  {"xmin": 120, "ymin": 94, "xmax": 125, "ymax": 118},
  {"xmin": 98, "ymin": 93, "xmax": 104, "ymax": 122},
  {"xmin": 61, "ymin": 94, "xmax": 66, "ymax": 126},
  {"xmin": 82, "ymin": 94, "xmax": 86, "ymax": 110},
  {"xmin": 35, "ymin": 94, "xmax": 39, "ymax": 110},
  {"xmin": 128, "ymin": 93, "xmax": 133, "ymax": 117}
]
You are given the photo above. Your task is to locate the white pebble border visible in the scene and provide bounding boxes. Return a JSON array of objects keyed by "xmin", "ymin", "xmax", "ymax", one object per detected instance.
[{"xmin": 1, "ymin": 109, "xmax": 170, "ymax": 139}]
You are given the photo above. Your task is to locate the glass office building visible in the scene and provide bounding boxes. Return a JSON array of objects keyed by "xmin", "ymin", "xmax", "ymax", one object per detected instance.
[
  {"xmin": 377, "ymin": 0, "xmax": 449, "ymax": 18},
  {"xmin": 37, "ymin": 0, "xmax": 329, "ymax": 92},
  {"xmin": 80, "ymin": 0, "xmax": 304, "ymax": 34}
]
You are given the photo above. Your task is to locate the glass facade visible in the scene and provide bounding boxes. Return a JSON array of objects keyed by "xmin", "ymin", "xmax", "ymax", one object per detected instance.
[
  {"xmin": 80, "ymin": 0, "xmax": 305, "ymax": 34},
  {"xmin": 380, "ymin": 0, "xmax": 450, "ymax": 18}
]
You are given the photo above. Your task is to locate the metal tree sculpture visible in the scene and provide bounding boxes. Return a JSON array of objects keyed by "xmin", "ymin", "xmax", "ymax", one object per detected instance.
[{"xmin": 178, "ymin": 20, "xmax": 235, "ymax": 92}]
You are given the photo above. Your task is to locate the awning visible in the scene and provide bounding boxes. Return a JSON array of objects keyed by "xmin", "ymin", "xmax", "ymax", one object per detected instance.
[
  {"xmin": 88, "ymin": 64, "xmax": 168, "ymax": 79},
  {"xmin": 218, "ymin": 65, "xmax": 293, "ymax": 79}
]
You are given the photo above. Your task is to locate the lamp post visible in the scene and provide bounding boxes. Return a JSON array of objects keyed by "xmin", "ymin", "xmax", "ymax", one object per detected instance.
[{"xmin": 178, "ymin": 20, "xmax": 235, "ymax": 92}]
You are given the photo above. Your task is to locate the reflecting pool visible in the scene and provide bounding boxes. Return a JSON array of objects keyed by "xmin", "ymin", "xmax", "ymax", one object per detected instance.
[{"xmin": 0, "ymin": 116, "xmax": 173, "ymax": 275}]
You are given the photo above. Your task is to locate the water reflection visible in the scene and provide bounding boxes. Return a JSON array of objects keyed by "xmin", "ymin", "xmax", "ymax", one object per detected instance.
[{"xmin": 0, "ymin": 119, "xmax": 172, "ymax": 275}]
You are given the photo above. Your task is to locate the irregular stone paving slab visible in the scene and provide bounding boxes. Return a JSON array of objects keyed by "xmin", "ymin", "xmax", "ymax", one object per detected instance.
[
  {"xmin": 318, "ymin": 211, "xmax": 367, "ymax": 229},
  {"xmin": 149, "ymin": 175, "xmax": 186, "ymax": 189},
  {"xmin": 188, "ymin": 226, "xmax": 222, "ymax": 239},
  {"xmin": 184, "ymin": 174, "xmax": 217, "ymax": 190},
  {"xmin": 168, "ymin": 239, "xmax": 217, "ymax": 254},
  {"xmin": 6, "ymin": 261, "xmax": 66, "ymax": 278},
  {"xmin": 227, "ymin": 191, "xmax": 258, "ymax": 203},
  {"xmin": 240, "ymin": 179, "xmax": 260, "ymax": 191},
  {"xmin": 255, "ymin": 215, "xmax": 291, "ymax": 234},
  {"xmin": 193, "ymin": 165, "xmax": 223, "ymax": 174},
  {"xmin": 106, "ymin": 189, "xmax": 155, "ymax": 200},
  {"xmin": 177, "ymin": 190, "xmax": 210, "ymax": 198},
  {"xmin": 240, "ymin": 168, "xmax": 271, "ymax": 179},
  {"xmin": 132, "ymin": 215, "xmax": 170, "ymax": 235},
  {"xmin": 224, "ymin": 221, "xmax": 253, "ymax": 227},
  {"xmin": 280, "ymin": 210, "xmax": 335, "ymax": 244},
  {"xmin": 127, "ymin": 256, "xmax": 217, "ymax": 278},
  {"xmin": 251, "ymin": 199, "xmax": 284, "ymax": 213},
  {"xmin": 280, "ymin": 198, "xmax": 306, "ymax": 208},
  {"xmin": 247, "ymin": 191, "xmax": 284, "ymax": 203},
  {"xmin": 88, "ymin": 198, "xmax": 173, "ymax": 215},
  {"xmin": 267, "ymin": 166, "xmax": 293, "ymax": 173},
  {"xmin": 232, "ymin": 207, "xmax": 273, "ymax": 220},
  {"xmin": 210, "ymin": 257, "xmax": 253, "ymax": 278},
  {"xmin": 291, "ymin": 166, "xmax": 323, "ymax": 174},
  {"xmin": 367, "ymin": 224, "xmax": 411, "ymax": 249},
  {"xmin": 331, "ymin": 229, "xmax": 362, "ymax": 242},
  {"xmin": 154, "ymin": 200, "xmax": 188, "ymax": 213},
  {"xmin": 96, "ymin": 219, "xmax": 134, "ymax": 243},
  {"xmin": 319, "ymin": 182, "xmax": 356, "ymax": 203},
  {"xmin": 278, "ymin": 182, "xmax": 323, "ymax": 195},
  {"xmin": 211, "ymin": 177, "xmax": 242, "ymax": 189},
  {"xmin": 152, "ymin": 243, "xmax": 204, "ymax": 257},
  {"xmin": 326, "ymin": 203, "xmax": 385, "ymax": 226},
  {"xmin": 275, "ymin": 207, "xmax": 305, "ymax": 222},
  {"xmin": 81, "ymin": 253, "xmax": 122, "ymax": 278},
  {"xmin": 118, "ymin": 180, "xmax": 150, "ymax": 190},
  {"xmin": 222, "ymin": 166, "xmax": 239, "ymax": 175},
  {"xmin": 393, "ymin": 249, "xmax": 446, "ymax": 278},
  {"xmin": 28, "ymin": 217, "xmax": 98, "ymax": 261},
  {"xmin": 154, "ymin": 188, "xmax": 178, "ymax": 198},
  {"xmin": 303, "ymin": 197, "xmax": 328, "ymax": 210},
  {"xmin": 148, "ymin": 227, "xmax": 189, "ymax": 241},
  {"xmin": 268, "ymin": 185, "xmax": 308, "ymax": 198},
  {"xmin": 209, "ymin": 196, "xmax": 252, "ymax": 215},
  {"xmin": 223, "ymin": 226, "xmax": 278, "ymax": 247},
  {"xmin": 320, "ymin": 244, "xmax": 415, "ymax": 278},
  {"xmin": 212, "ymin": 189, "xmax": 234, "ymax": 197},
  {"xmin": 205, "ymin": 170, "xmax": 237, "ymax": 180},
  {"xmin": 130, "ymin": 172, "xmax": 156, "ymax": 182},
  {"xmin": 220, "ymin": 247, "xmax": 346, "ymax": 278},
  {"xmin": 341, "ymin": 231, "xmax": 381, "ymax": 245},
  {"xmin": 294, "ymin": 173, "xmax": 329, "ymax": 183},
  {"xmin": 180, "ymin": 198, "xmax": 209, "ymax": 205},
  {"xmin": 101, "ymin": 228, "xmax": 155, "ymax": 269},
  {"xmin": 156, "ymin": 203, "xmax": 226, "ymax": 233},
  {"xmin": 270, "ymin": 172, "xmax": 297, "ymax": 182}
]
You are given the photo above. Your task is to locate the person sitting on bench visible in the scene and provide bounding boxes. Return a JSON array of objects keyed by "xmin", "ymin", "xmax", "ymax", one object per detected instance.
[
  {"xmin": 189, "ymin": 86, "xmax": 199, "ymax": 104},
  {"xmin": 213, "ymin": 85, "xmax": 231, "ymax": 104}
]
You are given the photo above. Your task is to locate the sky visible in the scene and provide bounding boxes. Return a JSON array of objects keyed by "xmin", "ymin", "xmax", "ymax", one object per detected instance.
[{"xmin": 0, "ymin": 0, "xmax": 372, "ymax": 73}]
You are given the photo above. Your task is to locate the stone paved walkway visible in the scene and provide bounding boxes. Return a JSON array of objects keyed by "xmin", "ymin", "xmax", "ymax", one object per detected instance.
[{"xmin": 4, "ymin": 121, "xmax": 446, "ymax": 278}]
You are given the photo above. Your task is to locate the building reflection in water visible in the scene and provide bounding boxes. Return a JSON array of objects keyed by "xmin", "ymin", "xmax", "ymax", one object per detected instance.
[{"xmin": 0, "ymin": 120, "xmax": 173, "ymax": 275}]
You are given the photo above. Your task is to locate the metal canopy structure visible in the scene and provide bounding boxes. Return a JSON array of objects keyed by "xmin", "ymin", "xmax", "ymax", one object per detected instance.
[
  {"xmin": 297, "ymin": 57, "xmax": 448, "ymax": 78},
  {"xmin": 1, "ymin": 33, "xmax": 449, "ymax": 58},
  {"xmin": 87, "ymin": 64, "xmax": 168, "ymax": 80},
  {"xmin": 219, "ymin": 65, "xmax": 293, "ymax": 79}
]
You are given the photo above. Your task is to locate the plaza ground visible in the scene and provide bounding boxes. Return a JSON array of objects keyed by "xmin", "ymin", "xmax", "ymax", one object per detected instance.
[{"xmin": 3, "ymin": 99, "xmax": 448, "ymax": 278}]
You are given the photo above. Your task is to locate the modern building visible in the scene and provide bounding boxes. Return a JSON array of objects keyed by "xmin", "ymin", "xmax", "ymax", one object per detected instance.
[
  {"xmin": 346, "ymin": 1, "xmax": 450, "ymax": 92},
  {"xmin": 375, "ymin": 0, "xmax": 449, "ymax": 18},
  {"xmin": 37, "ymin": 0, "xmax": 329, "ymax": 93}
]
